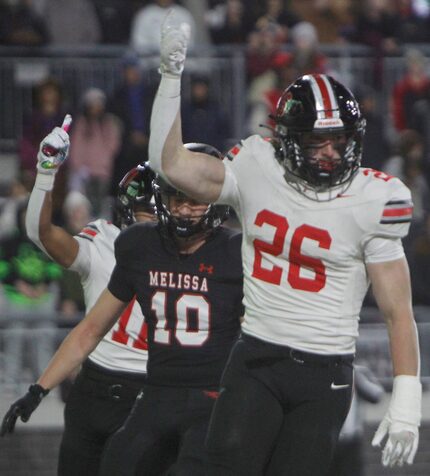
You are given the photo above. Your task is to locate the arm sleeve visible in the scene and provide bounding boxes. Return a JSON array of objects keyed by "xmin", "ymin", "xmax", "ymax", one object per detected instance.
[
  {"xmin": 148, "ymin": 75, "xmax": 181, "ymax": 179},
  {"xmin": 25, "ymin": 173, "xmax": 56, "ymax": 258}
]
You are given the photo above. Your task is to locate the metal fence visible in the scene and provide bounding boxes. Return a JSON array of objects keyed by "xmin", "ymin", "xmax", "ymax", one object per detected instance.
[{"xmin": 2, "ymin": 44, "xmax": 430, "ymax": 153}]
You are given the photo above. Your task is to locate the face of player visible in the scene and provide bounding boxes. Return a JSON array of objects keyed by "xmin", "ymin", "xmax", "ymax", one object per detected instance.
[
  {"xmin": 168, "ymin": 195, "xmax": 209, "ymax": 223},
  {"xmin": 134, "ymin": 210, "xmax": 156, "ymax": 223},
  {"xmin": 300, "ymin": 132, "xmax": 347, "ymax": 172}
]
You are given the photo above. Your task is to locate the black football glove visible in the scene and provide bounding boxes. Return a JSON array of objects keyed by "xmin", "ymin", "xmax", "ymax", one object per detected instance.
[{"xmin": 1, "ymin": 384, "xmax": 49, "ymax": 436}]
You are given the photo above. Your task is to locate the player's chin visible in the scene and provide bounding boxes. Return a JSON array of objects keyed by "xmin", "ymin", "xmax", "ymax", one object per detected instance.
[{"xmin": 135, "ymin": 212, "xmax": 157, "ymax": 223}]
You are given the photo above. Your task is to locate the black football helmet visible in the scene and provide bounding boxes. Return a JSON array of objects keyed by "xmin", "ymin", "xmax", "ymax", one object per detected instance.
[
  {"xmin": 113, "ymin": 162, "xmax": 155, "ymax": 228},
  {"xmin": 152, "ymin": 143, "xmax": 229, "ymax": 239},
  {"xmin": 270, "ymin": 73, "xmax": 366, "ymax": 199}
]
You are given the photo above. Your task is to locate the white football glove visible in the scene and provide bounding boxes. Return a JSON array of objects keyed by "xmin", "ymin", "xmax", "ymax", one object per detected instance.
[
  {"xmin": 372, "ymin": 375, "xmax": 421, "ymax": 467},
  {"xmin": 37, "ymin": 114, "xmax": 72, "ymax": 174},
  {"xmin": 159, "ymin": 11, "xmax": 190, "ymax": 77}
]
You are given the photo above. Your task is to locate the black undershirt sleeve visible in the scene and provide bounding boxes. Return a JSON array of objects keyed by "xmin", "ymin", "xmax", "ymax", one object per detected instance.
[{"xmin": 107, "ymin": 228, "xmax": 136, "ymax": 303}]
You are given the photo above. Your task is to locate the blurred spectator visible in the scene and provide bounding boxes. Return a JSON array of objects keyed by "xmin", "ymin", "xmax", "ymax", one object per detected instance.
[
  {"xmin": 0, "ymin": 0, "xmax": 49, "ymax": 46},
  {"xmin": 69, "ymin": 88, "xmax": 122, "ymax": 217},
  {"xmin": 19, "ymin": 77, "xmax": 68, "ymax": 221},
  {"xmin": 0, "ymin": 179, "xmax": 29, "ymax": 241},
  {"xmin": 408, "ymin": 212, "xmax": 430, "ymax": 305},
  {"xmin": 253, "ymin": 0, "xmax": 300, "ymax": 44},
  {"xmin": 206, "ymin": 0, "xmax": 253, "ymax": 45},
  {"xmin": 349, "ymin": 0, "xmax": 400, "ymax": 53},
  {"xmin": 383, "ymin": 129, "xmax": 430, "ymax": 224},
  {"xmin": 288, "ymin": 21, "xmax": 328, "ymax": 76},
  {"xmin": 91, "ymin": 0, "xmax": 135, "ymax": 44},
  {"xmin": 247, "ymin": 51, "xmax": 298, "ymax": 134},
  {"xmin": 43, "ymin": 0, "xmax": 101, "ymax": 45},
  {"xmin": 0, "ymin": 200, "xmax": 62, "ymax": 394},
  {"xmin": 395, "ymin": 0, "xmax": 430, "ymax": 44},
  {"xmin": 130, "ymin": 0, "xmax": 196, "ymax": 53},
  {"xmin": 391, "ymin": 48, "xmax": 430, "ymax": 134},
  {"xmin": 246, "ymin": 22, "xmax": 281, "ymax": 82},
  {"xmin": 356, "ymin": 85, "xmax": 390, "ymax": 170},
  {"xmin": 328, "ymin": 365, "xmax": 384, "ymax": 476},
  {"xmin": 349, "ymin": 0, "xmax": 401, "ymax": 87},
  {"xmin": 58, "ymin": 191, "xmax": 91, "ymax": 316},
  {"xmin": 181, "ymin": 75, "xmax": 230, "ymax": 151},
  {"xmin": 19, "ymin": 77, "xmax": 66, "ymax": 173},
  {"xmin": 290, "ymin": 0, "xmax": 354, "ymax": 43},
  {"xmin": 247, "ymin": 21, "xmax": 328, "ymax": 135},
  {"xmin": 107, "ymin": 53, "xmax": 154, "ymax": 195}
]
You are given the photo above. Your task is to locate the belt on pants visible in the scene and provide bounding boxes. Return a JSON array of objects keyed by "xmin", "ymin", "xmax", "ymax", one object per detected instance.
[
  {"xmin": 242, "ymin": 333, "xmax": 354, "ymax": 369},
  {"xmin": 78, "ymin": 360, "xmax": 146, "ymax": 401}
]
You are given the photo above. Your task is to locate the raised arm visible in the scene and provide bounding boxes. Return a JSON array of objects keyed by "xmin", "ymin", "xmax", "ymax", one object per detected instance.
[
  {"xmin": 1, "ymin": 289, "xmax": 127, "ymax": 435},
  {"xmin": 25, "ymin": 115, "xmax": 79, "ymax": 268},
  {"xmin": 148, "ymin": 15, "xmax": 225, "ymax": 203},
  {"xmin": 367, "ymin": 257, "xmax": 421, "ymax": 467}
]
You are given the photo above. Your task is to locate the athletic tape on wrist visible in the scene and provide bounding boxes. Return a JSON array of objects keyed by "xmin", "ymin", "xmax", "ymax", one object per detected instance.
[{"xmin": 391, "ymin": 375, "xmax": 421, "ymax": 425}]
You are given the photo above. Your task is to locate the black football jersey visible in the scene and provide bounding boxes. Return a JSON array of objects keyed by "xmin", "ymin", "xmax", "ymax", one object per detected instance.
[{"xmin": 108, "ymin": 223, "xmax": 243, "ymax": 387}]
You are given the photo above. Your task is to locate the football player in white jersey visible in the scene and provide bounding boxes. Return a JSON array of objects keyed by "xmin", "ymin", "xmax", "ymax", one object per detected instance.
[
  {"xmin": 0, "ymin": 116, "xmax": 156, "ymax": 476},
  {"xmin": 145, "ymin": 20, "xmax": 422, "ymax": 475}
]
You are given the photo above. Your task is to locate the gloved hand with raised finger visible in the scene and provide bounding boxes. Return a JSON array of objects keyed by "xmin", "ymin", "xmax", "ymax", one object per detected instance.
[
  {"xmin": 1, "ymin": 384, "xmax": 49, "ymax": 436},
  {"xmin": 159, "ymin": 10, "xmax": 190, "ymax": 77},
  {"xmin": 37, "ymin": 114, "xmax": 72, "ymax": 174},
  {"xmin": 372, "ymin": 375, "xmax": 421, "ymax": 467}
]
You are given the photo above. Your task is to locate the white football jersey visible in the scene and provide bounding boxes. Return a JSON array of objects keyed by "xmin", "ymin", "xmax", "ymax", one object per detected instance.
[
  {"xmin": 219, "ymin": 135, "xmax": 412, "ymax": 354},
  {"xmin": 69, "ymin": 219, "xmax": 148, "ymax": 373}
]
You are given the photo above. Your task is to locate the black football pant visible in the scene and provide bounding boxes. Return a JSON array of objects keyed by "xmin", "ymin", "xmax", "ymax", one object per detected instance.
[
  {"xmin": 99, "ymin": 384, "xmax": 219, "ymax": 476},
  {"xmin": 206, "ymin": 333, "xmax": 354, "ymax": 476},
  {"xmin": 57, "ymin": 360, "xmax": 145, "ymax": 476}
]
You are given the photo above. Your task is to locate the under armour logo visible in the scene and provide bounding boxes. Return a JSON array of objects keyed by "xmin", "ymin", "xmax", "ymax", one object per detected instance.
[{"xmin": 199, "ymin": 263, "xmax": 214, "ymax": 274}]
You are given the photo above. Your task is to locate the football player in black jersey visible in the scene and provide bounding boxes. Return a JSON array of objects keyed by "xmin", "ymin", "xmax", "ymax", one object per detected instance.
[
  {"xmin": 98, "ymin": 142, "xmax": 243, "ymax": 476},
  {"xmin": 1, "ymin": 143, "xmax": 243, "ymax": 476}
]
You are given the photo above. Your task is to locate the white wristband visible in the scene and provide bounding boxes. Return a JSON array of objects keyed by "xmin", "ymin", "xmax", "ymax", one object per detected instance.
[
  {"xmin": 34, "ymin": 173, "xmax": 55, "ymax": 192},
  {"xmin": 390, "ymin": 375, "xmax": 421, "ymax": 426},
  {"xmin": 149, "ymin": 75, "xmax": 181, "ymax": 178}
]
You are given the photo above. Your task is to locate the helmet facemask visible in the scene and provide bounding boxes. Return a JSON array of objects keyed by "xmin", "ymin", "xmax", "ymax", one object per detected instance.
[
  {"xmin": 153, "ymin": 180, "xmax": 209, "ymax": 238},
  {"xmin": 152, "ymin": 142, "xmax": 230, "ymax": 241}
]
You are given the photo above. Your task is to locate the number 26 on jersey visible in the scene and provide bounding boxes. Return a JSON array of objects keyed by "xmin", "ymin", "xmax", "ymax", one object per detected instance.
[{"xmin": 252, "ymin": 209, "xmax": 332, "ymax": 292}]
